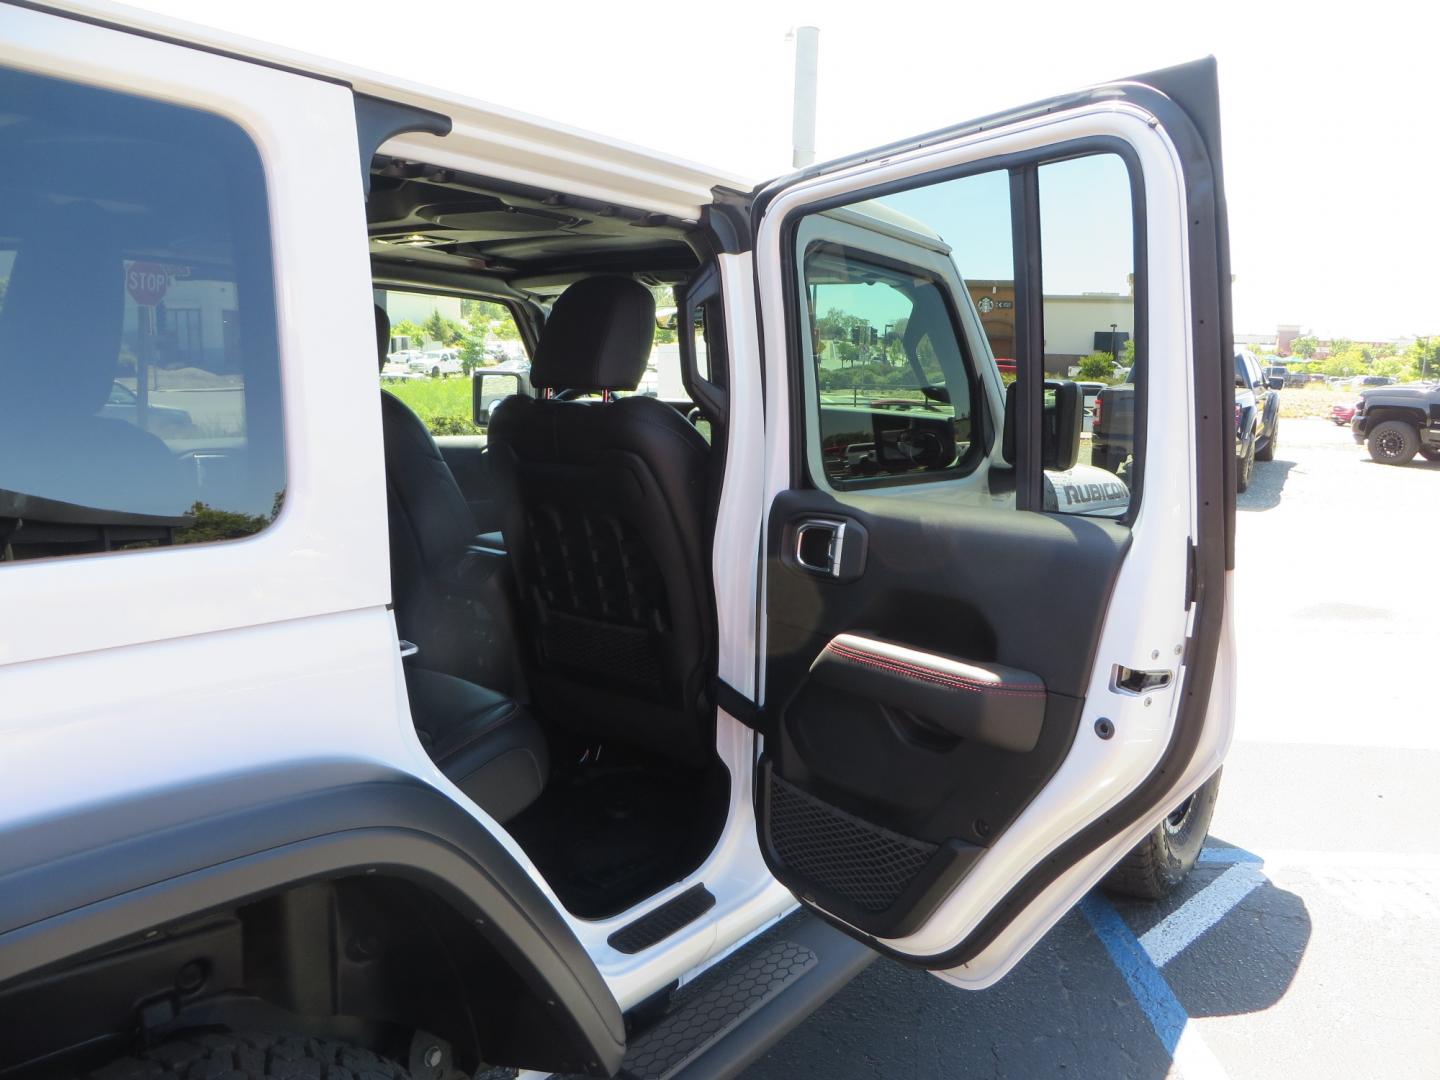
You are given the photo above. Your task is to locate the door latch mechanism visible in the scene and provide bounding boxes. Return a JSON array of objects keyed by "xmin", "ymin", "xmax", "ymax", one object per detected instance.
[{"xmin": 1111, "ymin": 664, "xmax": 1172, "ymax": 695}]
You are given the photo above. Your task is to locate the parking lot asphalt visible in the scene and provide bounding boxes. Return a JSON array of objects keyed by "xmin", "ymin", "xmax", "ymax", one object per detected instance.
[{"xmin": 743, "ymin": 418, "xmax": 1440, "ymax": 1080}]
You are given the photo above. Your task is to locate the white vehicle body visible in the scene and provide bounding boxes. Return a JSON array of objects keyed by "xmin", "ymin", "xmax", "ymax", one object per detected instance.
[{"xmin": 0, "ymin": 3, "xmax": 1237, "ymax": 1076}]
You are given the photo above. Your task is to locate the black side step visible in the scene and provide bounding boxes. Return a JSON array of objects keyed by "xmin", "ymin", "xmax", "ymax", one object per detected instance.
[
  {"xmin": 609, "ymin": 885, "xmax": 717, "ymax": 954},
  {"xmin": 618, "ymin": 911, "xmax": 875, "ymax": 1080}
]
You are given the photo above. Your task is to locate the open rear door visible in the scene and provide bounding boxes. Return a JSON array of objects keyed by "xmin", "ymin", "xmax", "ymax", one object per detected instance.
[{"xmin": 749, "ymin": 59, "xmax": 1236, "ymax": 986}]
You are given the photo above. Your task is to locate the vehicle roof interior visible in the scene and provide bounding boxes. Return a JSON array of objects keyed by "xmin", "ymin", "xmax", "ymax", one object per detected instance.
[{"xmin": 367, "ymin": 156, "xmax": 703, "ymax": 306}]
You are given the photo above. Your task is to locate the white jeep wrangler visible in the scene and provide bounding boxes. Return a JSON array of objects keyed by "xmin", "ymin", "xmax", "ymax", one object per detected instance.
[{"xmin": 0, "ymin": 5, "xmax": 1238, "ymax": 1078}]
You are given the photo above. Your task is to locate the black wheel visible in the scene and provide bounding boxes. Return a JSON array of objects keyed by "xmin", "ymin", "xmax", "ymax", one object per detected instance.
[
  {"xmin": 1255, "ymin": 418, "xmax": 1277, "ymax": 461},
  {"xmin": 1419, "ymin": 446, "xmax": 1440, "ymax": 462},
  {"xmin": 1366, "ymin": 420, "xmax": 1419, "ymax": 465},
  {"xmin": 86, "ymin": 1033, "xmax": 411, "ymax": 1080},
  {"xmin": 430, "ymin": 366, "xmax": 441, "ymax": 379},
  {"xmin": 1236, "ymin": 441, "xmax": 1255, "ymax": 492},
  {"xmin": 1102, "ymin": 769, "xmax": 1223, "ymax": 900}
]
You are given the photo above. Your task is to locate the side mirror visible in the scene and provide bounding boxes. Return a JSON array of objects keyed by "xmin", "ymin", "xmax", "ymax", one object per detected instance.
[
  {"xmin": 1267, "ymin": 376, "xmax": 1285, "ymax": 390},
  {"xmin": 472, "ymin": 370, "xmax": 529, "ymax": 427},
  {"xmin": 1042, "ymin": 380, "xmax": 1083, "ymax": 471},
  {"xmin": 1001, "ymin": 378, "xmax": 1083, "ymax": 473}
]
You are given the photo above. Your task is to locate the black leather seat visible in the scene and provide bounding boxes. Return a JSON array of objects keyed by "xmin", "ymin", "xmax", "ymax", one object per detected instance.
[
  {"xmin": 375, "ymin": 305, "xmax": 548, "ymax": 821},
  {"xmin": 405, "ymin": 668, "xmax": 549, "ymax": 823},
  {"xmin": 375, "ymin": 307, "xmax": 484, "ymax": 676},
  {"xmin": 487, "ymin": 277, "xmax": 715, "ymax": 763}
]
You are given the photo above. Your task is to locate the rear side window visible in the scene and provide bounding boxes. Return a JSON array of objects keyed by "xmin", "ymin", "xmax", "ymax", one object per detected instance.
[{"xmin": 0, "ymin": 66, "xmax": 283, "ymax": 563}]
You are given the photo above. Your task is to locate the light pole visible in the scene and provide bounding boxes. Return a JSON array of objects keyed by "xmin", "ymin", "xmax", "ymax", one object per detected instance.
[{"xmin": 1110, "ymin": 322, "xmax": 1119, "ymax": 363}]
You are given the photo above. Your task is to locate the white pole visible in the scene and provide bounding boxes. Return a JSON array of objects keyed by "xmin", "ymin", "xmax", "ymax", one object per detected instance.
[{"xmin": 791, "ymin": 25, "xmax": 819, "ymax": 169}]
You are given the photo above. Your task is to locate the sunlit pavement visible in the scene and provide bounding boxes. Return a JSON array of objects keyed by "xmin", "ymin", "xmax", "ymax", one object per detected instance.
[{"xmin": 744, "ymin": 419, "xmax": 1440, "ymax": 1079}]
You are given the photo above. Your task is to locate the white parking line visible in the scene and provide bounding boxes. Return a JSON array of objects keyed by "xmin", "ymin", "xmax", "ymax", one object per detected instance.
[{"xmin": 1138, "ymin": 862, "xmax": 1266, "ymax": 968}]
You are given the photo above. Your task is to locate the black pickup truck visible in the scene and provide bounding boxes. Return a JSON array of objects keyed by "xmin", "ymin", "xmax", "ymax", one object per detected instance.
[
  {"xmin": 1351, "ymin": 382, "xmax": 1440, "ymax": 465},
  {"xmin": 1092, "ymin": 348, "xmax": 1281, "ymax": 491}
]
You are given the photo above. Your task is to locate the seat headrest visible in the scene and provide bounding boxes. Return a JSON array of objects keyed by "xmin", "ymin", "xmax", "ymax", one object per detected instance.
[
  {"xmin": 375, "ymin": 304, "xmax": 390, "ymax": 372},
  {"xmin": 530, "ymin": 276, "xmax": 655, "ymax": 392}
]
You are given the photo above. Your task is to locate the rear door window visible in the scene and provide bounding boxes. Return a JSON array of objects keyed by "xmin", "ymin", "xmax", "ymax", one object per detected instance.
[{"xmin": 0, "ymin": 65, "xmax": 283, "ymax": 562}]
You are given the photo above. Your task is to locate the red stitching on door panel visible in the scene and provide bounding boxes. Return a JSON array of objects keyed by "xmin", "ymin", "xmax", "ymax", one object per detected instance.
[{"xmin": 826, "ymin": 641, "xmax": 1045, "ymax": 698}]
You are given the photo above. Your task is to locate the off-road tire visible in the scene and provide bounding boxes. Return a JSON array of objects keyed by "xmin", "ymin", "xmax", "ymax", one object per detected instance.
[
  {"xmin": 1102, "ymin": 769, "xmax": 1223, "ymax": 901},
  {"xmin": 86, "ymin": 1032, "xmax": 410, "ymax": 1080},
  {"xmin": 1236, "ymin": 442, "xmax": 1255, "ymax": 492},
  {"xmin": 1366, "ymin": 420, "xmax": 1420, "ymax": 465},
  {"xmin": 1255, "ymin": 418, "xmax": 1277, "ymax": 461}
]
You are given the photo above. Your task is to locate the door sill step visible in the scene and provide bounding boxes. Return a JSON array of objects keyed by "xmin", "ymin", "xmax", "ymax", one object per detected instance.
[
  {"xmin": 609, "ymin": 884, "xmax": 717, "ymax": 954},
  {"xmin": 617, "ymin": 910, "xmax": 874, "ymax": 1080}
]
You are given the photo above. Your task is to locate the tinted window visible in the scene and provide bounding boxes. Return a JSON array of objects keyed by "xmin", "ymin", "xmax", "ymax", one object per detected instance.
[
  {"xmin": 800, "ymin": 240, "xmax": 979, "ymax": 487},
  {"xmin": 0, "ymin": 67, "xmax": 282, "ymax": 562}
]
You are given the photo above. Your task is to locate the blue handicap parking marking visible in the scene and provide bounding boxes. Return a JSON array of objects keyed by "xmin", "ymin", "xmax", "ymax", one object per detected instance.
[{"xmin": 1078, "ymin": 892, "xmax": 1189, "ymax": 1054}]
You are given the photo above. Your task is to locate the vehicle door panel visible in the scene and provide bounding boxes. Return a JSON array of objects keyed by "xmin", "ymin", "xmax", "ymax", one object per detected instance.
[
  {"xmin": 749, "ymin": 58, "xmax": 1234, "ymax": 974},
  {"xmin": 761, "ymin": 488, "xmax": 1128, "ymax": 937}
]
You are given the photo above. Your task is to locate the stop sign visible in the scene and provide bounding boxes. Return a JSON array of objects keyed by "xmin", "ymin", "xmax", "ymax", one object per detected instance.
[{"xmin": 125, "ymin": 262, "xmax": 169, "ymax": 307}]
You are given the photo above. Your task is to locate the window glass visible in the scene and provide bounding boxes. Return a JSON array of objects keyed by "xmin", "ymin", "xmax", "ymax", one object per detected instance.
[
  {"xmin": 373, "ymin": 289, "xmax": 525, "ymax": 436},
  {"xmin": 881, "ymin": 168, "xmax": 1016, "ymax": 374},
  {"xmin": 0, "ymin": 66, "xmax": 283, "ymax": 562},
  {"xmin": 614, "ymin": 285, "xmax": 692, "ymax": 403},
  {"xmin": 800, "ymin": 239, "xmax": 978, "ymax": 487},
  {"xmin": 1040, "ymin": 153, "xmax": 1137, "ymax": 516}
]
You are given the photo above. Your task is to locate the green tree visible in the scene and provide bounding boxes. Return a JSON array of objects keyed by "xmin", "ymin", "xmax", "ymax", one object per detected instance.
[
  {"xmin": 1120, "ymin": 339, "xmax": 1136, "ymax": 368},
  {"xmin": 423, "ymin": 310, "xmax": 464, "ymax": 347},
  {"xmin": 1289, "ymin": 335, "xmax": 1319, "ymax": 359},
  {"xmin": 1404, "ymin": 336, "xmax": 1439, "ymax": 381},
  {"xmin": 1077, "ymin": 351, "xmax": 1119, "ymax": 380},
  {"xmin": 460, "ymin": 299, "xmax": 521, "ymax": 341},
  {"xmin": 175, "ymin": 501, "xmax": 271, "ymax": 544},
  {"xmin": 390, "ymin": 319, "xmax": 426, "ymax": 349},
  {"xmin": 1319, "ymin": 345, "xmax": 1367, "ymax": 377}
]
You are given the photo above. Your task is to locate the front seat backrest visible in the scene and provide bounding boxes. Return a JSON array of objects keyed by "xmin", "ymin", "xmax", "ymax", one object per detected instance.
[{"xmin": 487, "ymin": 277, "xmax": 714, "ymax": 763}]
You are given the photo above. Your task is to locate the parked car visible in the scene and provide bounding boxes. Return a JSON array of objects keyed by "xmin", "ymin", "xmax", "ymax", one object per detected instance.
[
  {"xmin": 1351, "ymin": 381, "xmax": 1440, "ymax": 464},
  {"xmin": 1331, "ymin": 401, "xmax": 1357, "ymax": 426},
  {"xmin": 1234, "ymin": 347, "xmax": 1282, "ymax": 491},
  {"xmin": 1093, "ymin": 348, "xmax": 1278, "ymax": 492},
  {"xmin": 411, "ymin": 349, "xmax": 463, "ymax": 378},
  {"xmin": 0, "ymin": 15, "xmax": 1237, "ymax": 1080}
]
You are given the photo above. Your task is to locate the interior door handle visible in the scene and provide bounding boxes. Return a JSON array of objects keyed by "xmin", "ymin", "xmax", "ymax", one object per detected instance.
[{"xmin": 794, "ymin": 519, "xmax": 845, "ymax": 577}]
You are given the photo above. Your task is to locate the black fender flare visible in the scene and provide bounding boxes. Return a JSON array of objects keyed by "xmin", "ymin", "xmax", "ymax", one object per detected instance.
[{"xmin": 0, "ymin": 763, "xmax": 624, "ymax": 1076}]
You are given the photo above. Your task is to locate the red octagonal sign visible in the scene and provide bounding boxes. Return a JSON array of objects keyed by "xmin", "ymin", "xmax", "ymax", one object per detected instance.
[{"xmin": 125, "ymin": 261, "xmax": 170, "ymax": 307}]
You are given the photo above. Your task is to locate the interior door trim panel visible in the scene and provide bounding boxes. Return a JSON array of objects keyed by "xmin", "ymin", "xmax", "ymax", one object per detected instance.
[
  {"xmin": 811, "ymin": 634, "xmax": 1045, "ymax": 754},
  {"xmin": 758, "ymin": 489, "xmax": 1128, "ymax": 940}
]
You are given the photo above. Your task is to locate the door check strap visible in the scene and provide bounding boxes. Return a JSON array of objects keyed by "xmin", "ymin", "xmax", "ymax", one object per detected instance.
[{"xmin": 811, "ymin": 633, "xmax": 1046, "ymax": 753}]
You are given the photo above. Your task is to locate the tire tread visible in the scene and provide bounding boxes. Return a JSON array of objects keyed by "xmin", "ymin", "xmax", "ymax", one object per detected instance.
[{"xmin": 86, "ymin": 1034, "xmax": 409, "ymax": 1080}]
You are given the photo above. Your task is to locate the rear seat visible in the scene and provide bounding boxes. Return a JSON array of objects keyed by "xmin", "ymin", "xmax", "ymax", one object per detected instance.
[
  {"xmin": 406, "ymin": 668, "xmax": 549, "ymax": 822},
  {"xmin": 374, "ymin": 304, "xmax": 549, "ymax": 822}
]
